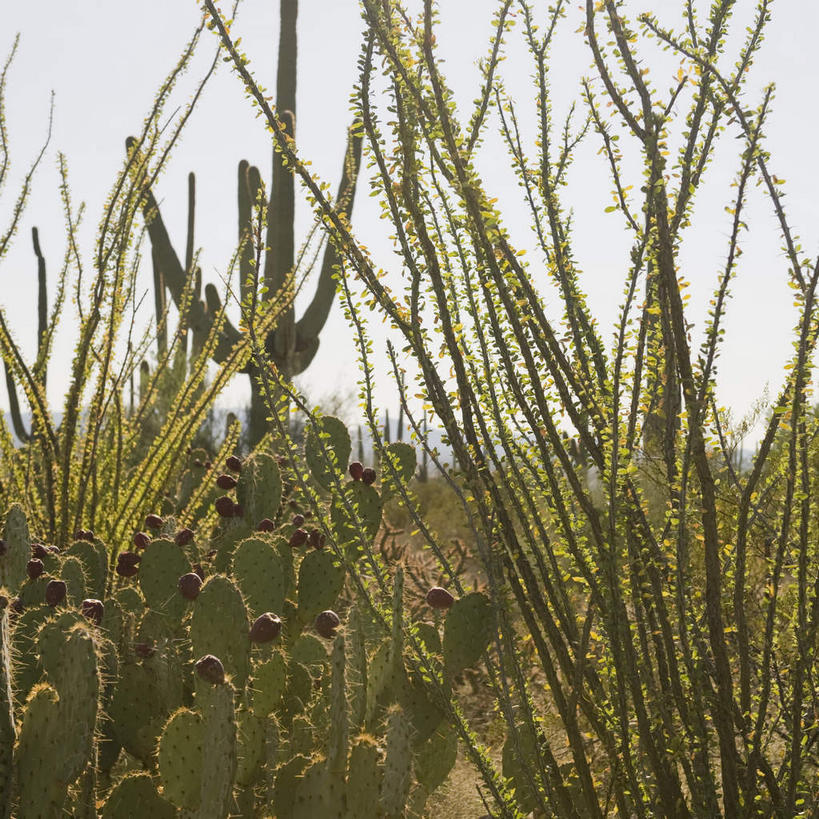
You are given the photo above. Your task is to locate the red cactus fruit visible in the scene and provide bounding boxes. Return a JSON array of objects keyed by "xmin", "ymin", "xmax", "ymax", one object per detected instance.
[
  {"xmin": 178, "ymin": 572, "xmax": 203, "ymax": 601},
  {"xmin": 216, "ymin": 474, "xmax": 237, "ymax": 490},
  {"xmin": 314, "ymin": 610, "xmax": 340, "ymax": 639},
  {"xmin": 192, "ymin": 563, "xmax": 205, "ymax": 581},
  {"xmin": 45, "ymin": 579, "xmax": 66, "ymax": 607},
  {"xmin": 226, "ymin": 455, "xmax": 243, "ymax": 473},
  {"xmin": 31, "ymin": 543, "xmax": 48, "ymax": 560},
  {"xmin": 256, "ymin": 519, "xmax": 276, "ymax": 533},
  {"xmin": 81, "ymin": 598, "xmax": 104, "ymax": 625},
  {"xmin": 46, "ymin": 545, "xmax": 60, "ymax": 555},
  {"xmin": 348, "ymin": 461, "xmax": 364, "ymax": 481},
  {"xmin": 249, "ymin": 612, "xmax": 282, "ymax": 643},
  {"xmin": 175, "ymin": 528, "xmax": 195, "ymax": 547},
  {"xmin": 133, "ymin": 531, "xmax": 150, "ymax": 551},
  {"xmin": 425, "ymin": 586, "xmax": 455, "ymax": 610},
  {"xmin": 195, "ymin": 654, "xmax": 226, "ymax": 685},
  {"xmin": 145, "ymin": 513, "xmax": 164, "ymax": 530},
  {"xmin": 292, "ymin": 514, "xmax": 305, "ymax": 527},
  {"xmin": 10, "ymin": 598, "xmax": 23, "ymax": 615},
  {"xmin": 289, "ymin": 528, "xmax": 308, "ymax": 549},
  {"xmin": 116, "ymin": 552, "xmax": 141, "ymax": 578},
  {"xmin": 134, "ymin": 642, "xmax": 156, "ymax": 659},
  {"xmin": 214, "ymin": 496, "xmax": 235, "ymax": 518},
  {"xmin": 308, "ymin": 529, "xmax": 326, "ymax": 550},
  {"xmin": 362, "ymin": 467, "xmax": 377, "ymax": 486},
  {"xmin": 26, "ymin": 558, "xmax": 44, "ymax": 580}
]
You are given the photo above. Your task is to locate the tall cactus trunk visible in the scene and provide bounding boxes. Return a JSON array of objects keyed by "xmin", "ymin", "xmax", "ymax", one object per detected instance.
[
  {"xmin": 136, "ymin": 0, "xmax": 363, "ymax": 451},
  {"xmin": 252, "ymin": 0, "xmax": 298, "ymax": 447},
  {"xmin": 151, "ymin": 245, "xmax": 167, "ymax": 357}
]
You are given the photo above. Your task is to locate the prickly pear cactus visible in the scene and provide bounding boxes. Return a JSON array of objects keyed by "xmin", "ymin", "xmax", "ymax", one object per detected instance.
[
  {"xmin": 331, "ymin": 481, "xmax": 383, "ymax": 550},
  {"xmin": 442, "ymin": 591, "xmax": 493, "ymax": 677},
  {"xmin": 0, "ymin": 601, "xmax": 13, "ymax": 818},
  {"xmin": 159, "ymin": 708, "xmax": 204, "ymax": 810},
  {"xmin": 102, "ymin": 772, "xmax": 176, "ymax": 819},
  {"xmin": 0, "ymin": 414, "xmax": 459, "ymax": 819},
  {"xmin": 381, "ymin": 706, "xmax": 413, "ymax": 818},
  {"xmin": 190, "ymin": 575, "xmax": 250, "ymax": 686},
  {"xmin": 16, "ymin": 611, "xmax": 101, "ymax": 816},
  {"xmin": 346, "ymin": 736, "xmax": 383, "ymax": 819},
  {"xmin": 197, "ymin": 680, "xmax": 238, "ymax": 818},
  {"xmin": 236, "ymin": 450, "xmax": 282, "ymax": 525},
  {"xmin": 138, "ymin": 538, "xmax": 191, "ymax": 623},
  {"xmin": 297, "ymin": 549, "xmax": 345, "ymax": 623},
  {"xmin": 305, "ymin": 416, "xmax": 351, "ymax": 491},
  {"xmin": 0, "ymin": 504, "xmax": 30, "ymax": 592},
  {"xmin": 232, "ymin": 536, "xmax": 287, "ymax": 617},
  {"xmin": 65, "ymin": 538, "xmax": 108, "ymax": 599},
  {"xmin": 380, "ymin": 441, "xmax": 416, "ymax": 500}
]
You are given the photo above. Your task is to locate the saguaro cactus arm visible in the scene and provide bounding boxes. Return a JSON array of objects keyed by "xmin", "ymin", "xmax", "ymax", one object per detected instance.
[
  {"xmin": 125, "ymin": 137, "xmax": 243, "ymax": 364},
  {"xmin": 291, "ymin": 123, "xmax": 363, "ymax": 371},
  {"xmin": 4, "ymin": 228, "xmax": 50, "ymax": 443}
]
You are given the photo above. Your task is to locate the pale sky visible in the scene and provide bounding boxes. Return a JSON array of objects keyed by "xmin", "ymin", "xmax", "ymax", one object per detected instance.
[{"xmin": 2, "ymin": 1, "xmax": 818, "ymax": 443}]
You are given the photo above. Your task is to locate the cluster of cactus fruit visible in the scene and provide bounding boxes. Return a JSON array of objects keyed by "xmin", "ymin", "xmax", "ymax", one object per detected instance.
[{"xmin": 0, "ymin": 416, "xmax": 493, "ymax": 817}]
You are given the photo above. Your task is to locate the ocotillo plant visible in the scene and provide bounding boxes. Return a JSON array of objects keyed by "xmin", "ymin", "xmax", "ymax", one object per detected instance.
[
  {"xmin": 209, "ymin": 0, "xmax": 819, "ymax": 814},
  {"xmin": 135, "ymin": 0, "xmax": 363, "ymax": 448},
  {"xmin": 0, "ymin": 28, "xmax": 285, "ymax": 548}
]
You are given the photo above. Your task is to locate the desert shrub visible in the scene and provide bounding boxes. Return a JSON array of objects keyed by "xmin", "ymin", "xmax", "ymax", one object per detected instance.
[
  {"xmin": 209, "ymin": 0, "xmax": 819, "ymax": 814},
  {"xmin": 0, "ymin": 27, "xmax": 286, "ymax": 549}
]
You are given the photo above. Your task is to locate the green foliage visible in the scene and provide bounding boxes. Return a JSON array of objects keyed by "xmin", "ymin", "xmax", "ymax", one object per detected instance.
[
  {"xmin": 206, "ymin": 0, "xmax": 819, "ymax": 813},
  {"xmin": 0, "ymin": 30, "xmax": 286, "ymax": 562},
  {"xmin": 0, "ymin": 422, "xmax": 460, "ymax": 816}
]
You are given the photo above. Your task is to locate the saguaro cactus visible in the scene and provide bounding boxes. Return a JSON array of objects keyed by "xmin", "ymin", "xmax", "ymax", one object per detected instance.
[{"xmin": 135, "ymin": 0, "xmax": 362, "ymax": 447}]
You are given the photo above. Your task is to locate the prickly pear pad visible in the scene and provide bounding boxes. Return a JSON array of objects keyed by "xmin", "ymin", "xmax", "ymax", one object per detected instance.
[
  {"xmin": 442, "ymin": 591, "xmax": 493, "ymax": 677},
  {"xmin": 159, "ymin": 708, "xmax": 203, "ymax": 809},
  {"xmin": 198, "ymin": 680, "xmax": 238, "ymax": 818},
  {"xmin": 65, "ymin": 537, "xmax": 108, "ymax": 599},
  {"xmin": 138, "ymin": 538, "xmax": 191, "ymax": 622},
  {"xmin": 109, "ymin": 662, "xmax": 169, "ymax": 762},
  {"xmin": 15, "ymin": 684, "xmax": 66, "ymax": 814},
  {"xmin": 236, "ymin": 450, "xmax": 282, "ymax": 525},
  {"xmin": 235, "ymin": 708, "xmax": 265, "ymax": 786},
  {"xmin": 293, "ymin": 760, "xmax": 343, "ymax": 819},
  {"xmin": 380, "ymin": 441, "xmax": 416, "ymax": 500},
  {"xmin": 0, "ymin": 606, "xmax": 13, "ymax": 814},
  {"xmin": 414, "ymin": 719, "xmax": 458, "ymax": 793},
  {"xmin": 190, "ymin": 575, "xmax": 250, "ymax": 686},
  {"xmin": 60, "ymin": 555, "xmax": 87, "ymax": 603},
  {"xmin": 0, "ymin": 504, "xmax": 30, "ymax": 592},
  {"xmin": 305, "ymin": 415, "xmax": 352, "ymax": 491},
  {"xmin": 232, "ymin": 537, "xmax": 286, "ymax": 617},
  {"xmin": 331, "ymin": 481, "xmax": 383, "ymax": 550},
  {"xmin": 297, "ymin": 549, "xmax": 345, "ymax": 622},
  {"xmin": 102, "ymin": 772, "xmax": 176, "ymax": 819},
  {"xmin": 251, "ymin": 652, "xmax": 287, "ymax": 717},
  {"xmin": 346, "ymin": 736, "xmax": 383, "ymax": 819},
  {"xmin": 381, "ymin": 706, "xmax": 413, "ymax": 817}
]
